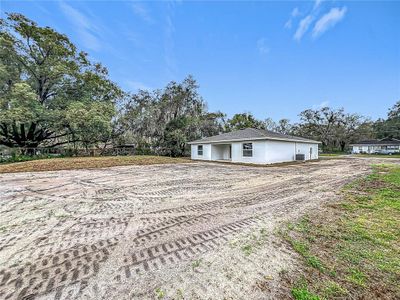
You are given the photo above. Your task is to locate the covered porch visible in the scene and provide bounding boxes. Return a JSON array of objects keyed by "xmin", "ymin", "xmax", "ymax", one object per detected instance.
[{"xmin": 211, "ymin": 144, "xmax": 232, "ymax": 161}]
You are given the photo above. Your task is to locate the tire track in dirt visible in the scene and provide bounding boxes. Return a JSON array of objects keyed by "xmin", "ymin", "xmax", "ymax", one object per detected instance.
[{"xmin": 0, "ymin": 157, "xmax": 395, "ymax": 299}]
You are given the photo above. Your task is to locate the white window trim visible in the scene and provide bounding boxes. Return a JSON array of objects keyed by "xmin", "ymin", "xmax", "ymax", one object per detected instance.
[
  {"xmin": 197, "ymin": 145, "xmax": 203, "ymax": 156},
  {"xmin": 242, "ymin": 143, "xmax": 253, "ymax": 157}
]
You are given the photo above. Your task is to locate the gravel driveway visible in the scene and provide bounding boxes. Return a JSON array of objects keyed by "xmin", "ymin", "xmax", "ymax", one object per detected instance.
[{"xmin": 0, "ymin": 157, "xmax": 395, "ymax": 299}]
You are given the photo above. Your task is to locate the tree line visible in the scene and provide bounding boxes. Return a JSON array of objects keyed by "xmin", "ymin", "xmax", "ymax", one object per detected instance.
[{"xmin": 1, "ymin": 13, "xmax": 399, "ymax": 156}]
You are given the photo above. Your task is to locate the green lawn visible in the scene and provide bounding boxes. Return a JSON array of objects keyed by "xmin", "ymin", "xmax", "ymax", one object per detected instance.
[
  {"xmin": 319, "ymin": 153, "xmax": 345, "ymax": 157},
  {"xmin": 320, "ymin": 153, "xmax": 400, "ymax": 158},
  {"xmin": 319, "ymin": 153, "xmax": 348, "ymax": 160},
  {"xmin": 353, "ymin": 154, "xmax": 400, "ymax": 158},
  {"xmin": 281, "ymin": 164, "xmax": 400, "ymax": 299}
]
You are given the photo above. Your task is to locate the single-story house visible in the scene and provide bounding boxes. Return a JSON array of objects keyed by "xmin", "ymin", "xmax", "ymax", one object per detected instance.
[
  {"xmin": 350, "ymin": 138, "xmax": 400, "ymax": 154},
  {"xmin": 188, "ymin": 128, "xmax": 320, "ymax": 164}
]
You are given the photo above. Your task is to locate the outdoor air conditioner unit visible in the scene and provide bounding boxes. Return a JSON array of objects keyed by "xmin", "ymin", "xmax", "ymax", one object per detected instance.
[{"xmin": 296, "ymin": 154, "xmax": 305, "ymax": 161}]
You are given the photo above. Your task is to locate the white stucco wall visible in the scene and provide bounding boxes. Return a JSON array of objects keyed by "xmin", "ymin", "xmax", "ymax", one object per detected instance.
[
  {"xmin": 191, "ymin": 144, "xmax": 211, "ymax": 160},
  {"xmin": 352, "ymin": 145, "xmax": 379, "ymax": 154},
  {"xmin": 261, "ymin": 140, "xmax": 318, "ymax": 163},
  {"xmin": 295, "ymin": 142, "xmax": 319, "ymax": 161},
  {"xmin": 191, "ymin": 140, "xmax": 319, "ymax": 164},
  {"xmin": 264, "ymin": 140, "xmax": 295, "ymax": 163},
  {"xmin": 231, "ymin": 141, "xmax": 268, "ymax": 164},
  {"xmin": 352, "ymin": 146, "xmax": 366, "ymax": 153},
  {"xmin": 352, "ymin": 145, "xmax": 400, "ymax": 154}
]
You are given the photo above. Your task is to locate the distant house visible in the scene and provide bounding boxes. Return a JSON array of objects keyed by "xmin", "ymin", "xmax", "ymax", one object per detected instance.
[
  {"xmin": 188, "ymin": 128, "xmax": 320, "ymax": 164},
  {"xmin": 350, "ymin": 138, "xmax": 400, "ymax": 154}
]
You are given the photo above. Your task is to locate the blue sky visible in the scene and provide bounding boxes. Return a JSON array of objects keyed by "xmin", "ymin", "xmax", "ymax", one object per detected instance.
[{"xmin": 1, "ymin": 1, "xmax": 399, "ymax": 122}]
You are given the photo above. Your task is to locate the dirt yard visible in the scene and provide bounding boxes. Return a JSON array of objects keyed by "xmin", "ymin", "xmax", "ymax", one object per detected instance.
[{"xmin": 0, "ymin": 157, "xmax": 398, "ymax": 300}]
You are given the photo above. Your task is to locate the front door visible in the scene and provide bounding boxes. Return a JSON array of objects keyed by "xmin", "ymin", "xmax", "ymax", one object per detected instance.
[
  {"xmin": 229, "ymin": 145, "xmax": 232, "ymax": 159},
  {"xmin": 309, "ymin": 147, "xmax": 312, "ymax": 160}
]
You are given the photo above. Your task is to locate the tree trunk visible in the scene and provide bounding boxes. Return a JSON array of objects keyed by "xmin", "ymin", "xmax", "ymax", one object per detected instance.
[{"xmin": 340, "ymin": 141, "xmax": 346, "ymax": 152}]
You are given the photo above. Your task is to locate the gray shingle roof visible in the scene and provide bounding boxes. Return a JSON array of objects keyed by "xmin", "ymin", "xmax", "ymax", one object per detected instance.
[
  {"xmin": 350, "ymin": 138, "xmax": 400, "ymax": 146},
  {"xmin": 189, "ymin": 128, "xmax": 320, "ymax": 144}
]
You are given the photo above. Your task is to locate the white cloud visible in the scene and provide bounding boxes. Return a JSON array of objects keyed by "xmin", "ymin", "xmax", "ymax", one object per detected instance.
[
  {"xmin": 131, "ymin": 2, "xmax": 154, "ymax": 24},
  {"xmin": 284, "ymin": 19, "xmax": 292, "ymax": 29},
  {"xmin": 59, "ymin": 1, "xmax": 102, "ymax": 51},
  {"xmin": 312, "ymin": 7, "xmax": 347, "ymax": 38},
  {"xmin": 314, "ymin": 0, "xmax": 323, "ymax": 10},
  {"xmin": 284, "ymin": 7, "xmax": 300, "ymax": 29},
  {"xmin": 294, "ymin": 15, "xmax": 313, "ymax": 41},
  {"xmin": 291, "ymin": 7, "xmax": 300, "ymax": 17},
  {"xmin": 257, "ymin": 38, "xmax": 270, "ymax": 55},
  {"xmin": 164, "ymin": 2, "xmax": 177, "ymax": 79}
]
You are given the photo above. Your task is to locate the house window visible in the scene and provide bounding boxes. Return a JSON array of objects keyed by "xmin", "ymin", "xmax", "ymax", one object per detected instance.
[
  {"xmin": 242, "ymin": 143, "xmax": 253, "ymax": 157},
  {"xmin": 197, "ymin": 145, "xmax": 203, "ymax": 156}
]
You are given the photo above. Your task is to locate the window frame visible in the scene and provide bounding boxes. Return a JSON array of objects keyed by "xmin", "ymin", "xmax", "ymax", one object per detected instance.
[
  {"xmin": 197, "ymin": 145, "xmax": 203, "ymax": 156},
  {"xmin": 242, "ymin": 143, "xmax": 253, "ymax": 157},
  {"xmin": 387, "ymin": 145, "xmax": 399, "ymax": 150}
]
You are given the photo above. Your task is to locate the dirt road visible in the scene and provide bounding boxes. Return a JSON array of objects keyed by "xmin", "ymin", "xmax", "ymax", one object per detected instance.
[{"xmin": 0, "ymin": 157, "xmax": 396, "ymax": 299}]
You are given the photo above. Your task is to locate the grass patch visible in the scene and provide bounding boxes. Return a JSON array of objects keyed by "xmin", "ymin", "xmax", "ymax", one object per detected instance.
[
  {"xmin": 319, "ymin": 153, "xmax": 345, "ymax": 157},
  {"xmin": 321, "ymin": 281, "xmax": 348, "ymax": 298},
  {"xmin": 285, "ymin": 230, "xmax": 326, "ymax": 272},
  {"xmin": 0, "ymin": 155, "xmax": 191, "ymax": 173},
  {"xmin": 230, "ymin": 227, "xmax": 269, "ymax": 256},
  {"xmin": 0, "ymin": 154, "xmax": 55, "ymax": 164},
  {"xmin": 240, "ymin": 228, "xmax": 268, "ymax": 256},
  {"xmin": 292, "ymin": 287, "xmax": 320, "ymax": 300},
  {"xmin": 155, "ymin": 288, "xmax": 165, "ymax": 299},
  {"xmin": 241, "ymin": 244, "xmax": 253, "ymax": 256},
  {"xmin": 353, "ymin": 154, "xmax": 400, "ymax": 158},
  {"xmin": 291, "ymin": 279, "xmax": 321, "ymax": 300},
  {"xmin": 346, "ymin": 268, "xmax": 367, "ymax": 287},
  {"xmin": 281, "ymin": 164, "xmax": 400, "ymax": 299},
  {"xmin": 191, "ymin": 259, "xmax": 202, "ymax": 270}
]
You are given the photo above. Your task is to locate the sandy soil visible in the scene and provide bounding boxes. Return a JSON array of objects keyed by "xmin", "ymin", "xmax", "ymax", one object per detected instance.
[{"xmin": 0, "ymin": 157, "xmax": 398, "ymax": 300}]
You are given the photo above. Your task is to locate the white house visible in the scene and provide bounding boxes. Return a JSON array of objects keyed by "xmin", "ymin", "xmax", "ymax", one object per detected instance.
[
  {"xmin": 350, "ymin": 138, "xmax": 400, "ymax": 154},
  {"xmin": 188, "ymin": 128, "xmax": 320, "ymax": 164}
]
